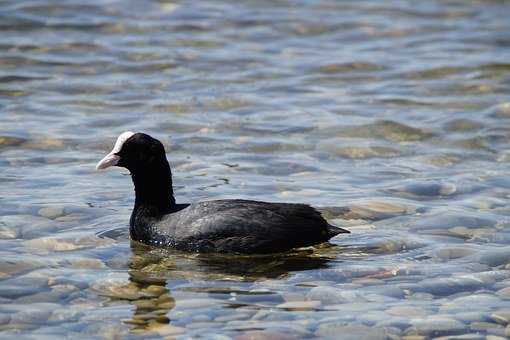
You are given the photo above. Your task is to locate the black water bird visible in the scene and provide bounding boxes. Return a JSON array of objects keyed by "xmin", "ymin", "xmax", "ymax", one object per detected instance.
[{"xmin": 96, "ymin": 132, "xmax": 349, "ymax": 253}]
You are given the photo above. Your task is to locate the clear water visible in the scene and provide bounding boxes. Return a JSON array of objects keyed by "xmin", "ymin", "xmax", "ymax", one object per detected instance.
[{"xmin": 1, "ymin": 0, "xmax": 510, "ymax": 338}]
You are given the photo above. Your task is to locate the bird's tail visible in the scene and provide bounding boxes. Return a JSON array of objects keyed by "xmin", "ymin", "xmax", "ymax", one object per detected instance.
[{"xmin": 327, "ymin": 224, "xmax": 350, "ymax": 237}]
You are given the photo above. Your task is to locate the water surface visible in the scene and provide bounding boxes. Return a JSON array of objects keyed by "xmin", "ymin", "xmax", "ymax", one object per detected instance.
[{"xmin": 1, "ymin": 0, "xmax": 510, "ymax": 338}]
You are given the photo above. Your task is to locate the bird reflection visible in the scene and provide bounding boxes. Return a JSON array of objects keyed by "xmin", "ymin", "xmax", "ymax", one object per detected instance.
[{"xmin": 102, "ymin": 239, "xmax": 337, "ymax": 332}]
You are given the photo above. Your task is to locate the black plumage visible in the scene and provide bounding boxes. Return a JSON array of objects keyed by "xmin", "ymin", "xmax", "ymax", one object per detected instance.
[{"xmin": 97, "ymin": 132, "xmax": 349, "ymax": 254}]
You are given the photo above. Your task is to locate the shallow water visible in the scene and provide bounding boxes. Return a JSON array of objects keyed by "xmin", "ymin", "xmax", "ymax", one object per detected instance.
[{"xmin": 1, "ymin": 0, "xmax": 510, "ymax": 338}]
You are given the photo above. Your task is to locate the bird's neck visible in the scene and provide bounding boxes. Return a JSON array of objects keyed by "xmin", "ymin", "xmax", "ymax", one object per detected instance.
[{"xmin": 130, "ymin": 159, "xmax": 176, "ymax": 219}]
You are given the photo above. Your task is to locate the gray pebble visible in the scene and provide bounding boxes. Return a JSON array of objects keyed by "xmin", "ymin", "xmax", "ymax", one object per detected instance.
[
  {"xmin": 38, "ymin": 206, "xmax": 65, "ymax": 219},
  {"xmin": 406, "ymin": 316, "xmax": 466, "ymax": 336}
]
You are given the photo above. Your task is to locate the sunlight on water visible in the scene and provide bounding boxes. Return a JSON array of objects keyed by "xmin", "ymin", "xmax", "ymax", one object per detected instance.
[{"xmin": 1, "ymin": 0, "xmax": 510, "ymax": 338}]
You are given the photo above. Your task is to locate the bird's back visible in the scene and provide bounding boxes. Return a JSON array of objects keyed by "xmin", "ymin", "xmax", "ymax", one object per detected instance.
[{"xmin": 146, "ymin": 199, "xmax": 348, "ymax": 253}]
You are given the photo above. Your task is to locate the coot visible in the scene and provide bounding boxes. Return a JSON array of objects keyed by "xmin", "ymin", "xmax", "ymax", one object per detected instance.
[{"xmin": 96, "ymin": 132, "xmax": 349, "ymax": 253}]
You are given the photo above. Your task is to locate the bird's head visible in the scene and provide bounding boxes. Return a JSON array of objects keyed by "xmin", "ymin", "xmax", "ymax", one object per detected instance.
[{"xmin": 96, "ymin": 132, "xmax": 167, "ymax": 173}]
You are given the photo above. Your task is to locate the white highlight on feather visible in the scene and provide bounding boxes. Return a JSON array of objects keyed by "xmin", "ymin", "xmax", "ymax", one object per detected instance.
[{"xmin": 96, "ymin": 131, "xmax": 135, "ymax": 170}]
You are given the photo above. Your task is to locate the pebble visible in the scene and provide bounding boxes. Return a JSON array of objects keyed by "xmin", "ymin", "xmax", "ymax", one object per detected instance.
[
  {"xmin": 0, "ymin": 314, "xmax": 11, "ymax": 325},
  {"xmin": 444, "ymin": 118, "xmax": 483, "ymax": 132},
  {"xmin": 342, "ymin": 120, "xmax": 433, "ymax": 142},
  {"xmin": 54, "ymin": 213, "xmax": 86, "ymax": 223},
  {"xmin": 0, "ymin": 259, "xmax": 42, "ymax": 279},
  {"xmin": 406, "ymin": 316, "xmax": 466, "ymax": 336},
  {"xmin": 475, "ymin": 247, "xmax": 510, "ymax": 267},
  {"xmin": 439, "ymin": 294, "xmax": 502, "ymax": 313},
  {"xmin": 347, "ymin": 200, "xmax": 412, "ymax": 220},
  {"xmin": 90, "ymin": 279, "xmax": 143, "ymax": 300},
  {"xmin": 316, "ymin": 323, "xmax": 394, "ymax": 339},
  {"xmin": 144, "ymin": 285, "xmax": 167, "ymax": 297},
  {"xmin": 0, "ymin": 215, "xmax": 55, "ymax": 239},
  {"xmin": 357, "ymin": 311, "xmax": 389, "ymax": 325},
  {"xmin": 490, "ymin": 311, "xmax": 510, "ymax": 325},
  {"xmin": 496, "ymin": 287, "xmax": 510, "ymax": 299},
  {"xmin": 470, "ymin": 321, "xmax": 503, "ymax": 331},
  {"xmin": 387, "ymin": 306, "xmax": 428, "ymax": 317},
  {"xmin": 317, "ymin": 140, "xmax": 401, "ymax": 159},
  {"xmin": 146, "ymin": 321, "xmax": 186, "ymax": 337},
  {"xmin": 37, "ymin": 206, "xmax": 65, "ymax": 219},
  {"xmin": 307, "ymin": 286, "xmax": 367, "ymax": 305},
  {"xmin": 411, "ymin": 275, "xmax": 487, "ymax": 296},
  {"xmin": 435, "ymin": 247, "xmax": 476, "ymax": 260},
  {"xmin": 10, "ymin": 306, "xmax": 55, "ymax": 325},
  {"xmin": 0, "ymin": 276, "xmax": 49, "ymax": 299},
  {"xmin": 395, "ymin": 182, "xmax": 457, "ymax": 198},
  {"xmin": 235, "ymin": 330, "xmax": 298, "ymax": 340},
  {"xmin": 215, "ymin": 312, "xmax": 252, "ymax": 322},
  {"xmin": 487, "ymin": 336, "xmax": 508, "ymax": 340},
  {"xmin": 0, "ymin": 135, "xmax": 26, "ymax": 149},
  {"xmin": 491, "ymin": 102, "xmax": 510, "ymax": 118},
  {"xmin": 177, "ymin": 298, "xmax": 219, "ymax": 309},
  {"xmin": 0, "ymin": 224, "xmax": 19, "ymax": 239},
  {"xmin": 434, "ymin": 335, "xmax": 484, "ymax": 340},
  {"xmin": 25, "ymin": 237, "xmax": 84, "ymax": 252},
  {"xmin": 276, "ymin": 300, "xmax": 321, "ymax": 310},
  {"xmin": 67, "ymin": 258, "xmax": 106, "ymax": 269}
]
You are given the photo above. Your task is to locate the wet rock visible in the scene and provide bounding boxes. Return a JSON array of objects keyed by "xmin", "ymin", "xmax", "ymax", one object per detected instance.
[
  {"xmin": 444, "ymin": 118, "xmax": 483, "ymax": 132},
  {"xmin": 316, "ymin": 323, "xmax": 395, "ymax": 339},
  {"xmin": 455, "ymin": 312, "xmax": 489, "ymax": 323},
  {"xmin": 491, "ymin": 102, "xmax": 510, "ymax": 118},
  {"xmin": 215, "ymin": 312, "xmax": 252, "ymax": 322},
  {"xmin": 307, "ymin": 286, "xmax": 367, "ymax": 305},
  {"xmin": 342, "ymin": 120, "xmax": 434, "ymax": 142},
  {"xmin": 406, "ymin": 316, "xmax": 466, "ymax": 336},
  {"xmin": 434, "ymin": 335, "xmax": 484, "ymax": 340},
  {"xmin": 25, "ymin": 237, "xmax": 85, "ymax": 252},
  {"xmin": 143, "ymin": 285, "xmax": 167, "ymax": 297},
  {"xmin": 357, "ymin": 311, "xmax": 389, "ymax": 325},
  {"xmin": 434, "ymin": 247, "xmax": 476, "ymax": 260},
  {"xmin": 132, "ymin": 298, "xmax": 158, "ymax": 309},
  {"xmin": 475, "ymin": 247, "xmax": 510, "ymax": 267},
  {"xmin": 376, "ymin": 316, "xmax": 411, "ymax": 330},
  {"xmin": 496, "ymin": 287, "xmax": 510, "ymax": 298},
  {"xmin": 387, "ymin": 306, "xmax": 428, "ymax": 318},
  {"xmin": 0, "ymin": 276, "xmax": 48, "ymax": 299},
  {"xmin": 177, "ymin": 298, "xmax": 219, "ymax": 309},
  {"xmin": 440, "ymin": 294, "xmax": 502, "ymax": 313},
  {"xmin": 0, "ymin": 224, "xmax": 19, "ymax": 239},
  {"xmin": 470, "ymin": 321, "xmax": 503, "ymax": 332},
  {"xmin": 38, "ymin": 206, "xmax": 65, "ymax": 219},
  {"xmin": 0, "ymin": 135, "xmax": 26, "ymax": 149},
  {"xmin": 407, "ymin": 292, "xmax": 434, "ymax": 301},
  {"xmin": 0, "ymin": 259, "xmax": 41, "ymax": 278},
  {"xmin": 491, "ymin": 311, "xmax": 510, "ymax": 325},
  {"xmin": 276, "ymin": 300, "xmax": 321, "ymax": 311},
  {"xmin": 448, "ymin": 226, "xmax": 495, "ymax": 240},
  {"xmin": 54, "ymin": 213, "xmax": 86, "ymax": 223},
  {"xmin": 235, "ymin": 330, "xmax": 298, "ymax": 340},
  {"xmin": 90, "ymin": 279, "xmax": 142, "ymax": 300},
  {"xmin": 10, "ymin": 305, "xmax": 56, "ymax": 325},
  {"xmin": 0, "ymin": 215, "xmax": 55, "ymax": 239},
  {"xmin": 389, "ymin": 181, "xmax": 457, "ymax": 198},
  {"xmin": 306, "ymin": 287, "xmax": 345, "ymax": 305},
  {"xmin": 16, "ymin": 284, "xmax": 78, "ymax": 303},
  {"xmin": 0, "ymin": 314, "xmax": 11, "ymax": 325},
  {"xmin": 347, "ymin": 200, "xmax": 414, "ymax": 220},
  {"xmin": 412, "ymin": 212, "xmax": 494, "ymax": 232},
  {"xmin": 486, "ymin": 336, "xmax": 508, "ymax": 340},
  {"xmin": 317, "ymin": 140, "xmax": 401, "ymax": 159},
  {"xmin": 67, "ymin": 258, "xmax": 105, "ymax": 269}
]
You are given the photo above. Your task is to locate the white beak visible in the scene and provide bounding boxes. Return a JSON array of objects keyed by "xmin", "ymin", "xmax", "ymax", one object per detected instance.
[
  {"xmin": 96, "ymin": 153, "xmax": 120, "ymax": 170},
  {"xmin": 95, "ymin": 131, "xmax": 135, "ymax": 170}
]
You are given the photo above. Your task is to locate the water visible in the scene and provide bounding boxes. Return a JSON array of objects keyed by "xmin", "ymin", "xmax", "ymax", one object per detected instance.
[{"xmin": 1, "ymin": 0, "xmax": 510, "ymax": 338}]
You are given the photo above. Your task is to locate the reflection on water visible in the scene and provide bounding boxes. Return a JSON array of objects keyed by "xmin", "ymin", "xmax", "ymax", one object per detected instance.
[{"xmin": 1, "ymin": 0, "xmax": 510, "ymax": 338}]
